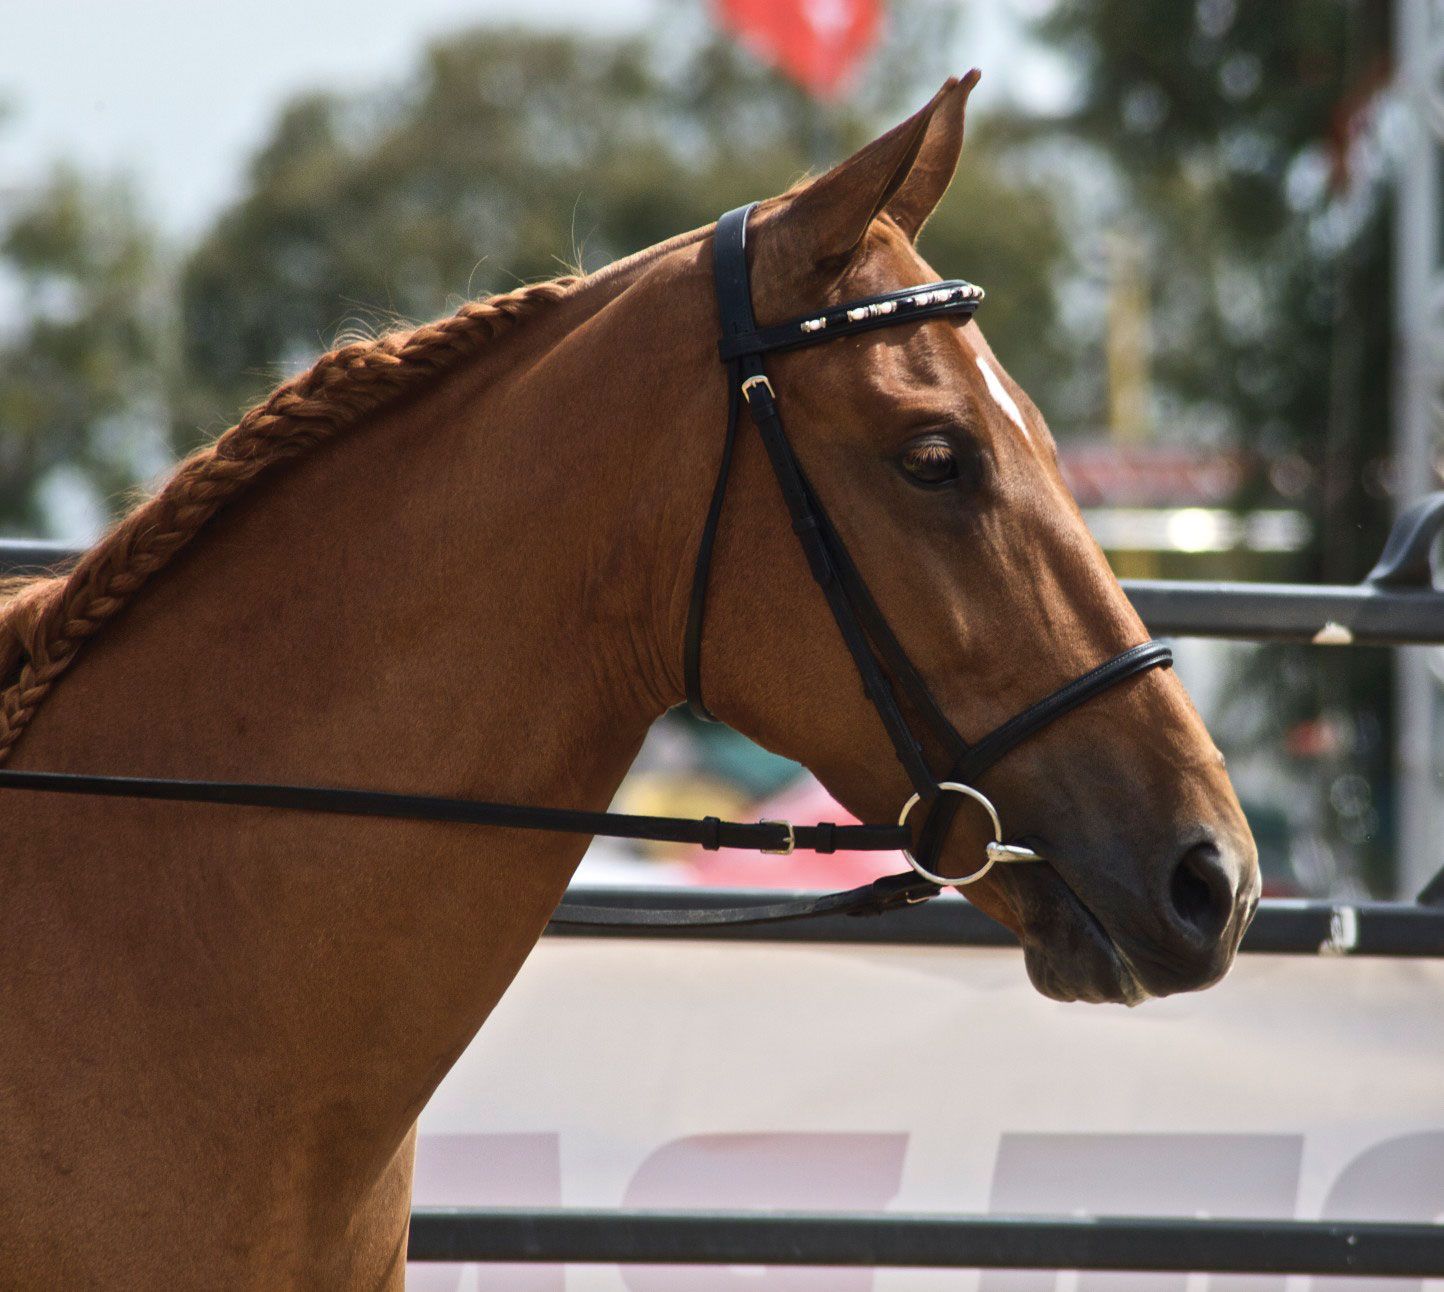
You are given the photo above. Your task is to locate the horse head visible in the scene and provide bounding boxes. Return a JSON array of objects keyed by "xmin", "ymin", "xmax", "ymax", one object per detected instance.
[{"xmin": 679, "ymin": 76, "xmax": 1258, "ymax": 1004}]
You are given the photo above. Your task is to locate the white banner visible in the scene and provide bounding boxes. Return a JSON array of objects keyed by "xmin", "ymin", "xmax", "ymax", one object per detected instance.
[{"xmin": 411, "ymin": 939, "xmax": 1444, "ymax": 1292}]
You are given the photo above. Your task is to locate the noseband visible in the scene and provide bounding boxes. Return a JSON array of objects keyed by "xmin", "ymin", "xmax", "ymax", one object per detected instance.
[{"xmin": 0, "ymin": 204, "xmax": 1171, "ymax": 929}]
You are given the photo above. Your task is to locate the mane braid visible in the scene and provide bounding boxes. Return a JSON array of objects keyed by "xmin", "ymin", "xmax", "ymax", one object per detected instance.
[{"xmin": 0, "ymin": 276, "xmax": 579, "ymax": 766}]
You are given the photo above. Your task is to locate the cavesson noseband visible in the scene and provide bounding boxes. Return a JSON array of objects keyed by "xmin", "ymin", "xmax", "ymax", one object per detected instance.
[{"xmin": 0, "ymin": 203, "xmax": 1171, "ymax": 929}]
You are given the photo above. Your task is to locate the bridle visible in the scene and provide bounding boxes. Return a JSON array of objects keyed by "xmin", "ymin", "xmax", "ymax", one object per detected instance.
[
  {"xmin": 682, "ymin": 204, "xmax": 1171, "ymax": 901},
  {"xmin": 0, "ymin": 203, "xmax": 1172, "ymax": 929}
]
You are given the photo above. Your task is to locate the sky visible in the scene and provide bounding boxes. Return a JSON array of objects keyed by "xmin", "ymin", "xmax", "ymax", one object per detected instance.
[
  {"xmin": 2, "ymin": 0, "xmax": 661, "ymax": 236},
  {"xmin": 1, "ymin": 0, "xmax": 1060, "ymax": 239}
]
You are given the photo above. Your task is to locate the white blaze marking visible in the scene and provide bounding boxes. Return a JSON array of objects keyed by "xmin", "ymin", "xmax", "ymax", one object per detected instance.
[{"xmin": 975, "ymin": 355, "xmax": 1030, "ymax": 441}]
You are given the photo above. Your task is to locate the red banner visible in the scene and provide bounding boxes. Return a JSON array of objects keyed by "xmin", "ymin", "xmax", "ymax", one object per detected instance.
[{"xmin": 716, "ymin": 0, "xmax": 882, "ymax": 99}]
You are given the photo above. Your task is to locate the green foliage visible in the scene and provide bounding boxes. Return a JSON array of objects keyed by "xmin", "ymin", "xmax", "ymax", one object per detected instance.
[
  {"xmin": 1038, "ymin": 0, "xmax": 1392, "ymax": 567},
  {"xmin": 0, "ymin": 168, "xmax": 170, "ymax": 531},
  {"xmin": 175, "ymin": 19, "xmax": 1072, "ymax": 443},
  {"xmin": 1033, "ymin": 0, "xmax": 1395, "ymax": 887}
]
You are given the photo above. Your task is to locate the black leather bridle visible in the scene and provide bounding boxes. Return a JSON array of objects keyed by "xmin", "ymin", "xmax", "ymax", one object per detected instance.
[{"xmin": 0, "ymin": 204, "xmax": 1171, "ymax": 929}]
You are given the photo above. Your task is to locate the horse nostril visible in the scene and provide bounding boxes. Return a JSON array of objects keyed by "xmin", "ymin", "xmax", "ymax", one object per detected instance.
[{"xmin": 1168, "ymin": 843, "xmax": 1235, "ymax": 944}]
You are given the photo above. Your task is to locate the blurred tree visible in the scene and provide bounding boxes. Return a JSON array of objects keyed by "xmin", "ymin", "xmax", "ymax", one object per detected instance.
[
  {"xmin": 175, "ymin": 14, "xmax": 1071, "ymax": 443},
  {"xmin": 1036, "ymin": 1, "xmax": 1391, "ymax": 548},
  {"xmin": 1032, "ymin": 0, "xmax": 1395, "ymax": 888},
  {"xmin": 0, "ymin": 167, "xmax": 171, "ymax": 532}
]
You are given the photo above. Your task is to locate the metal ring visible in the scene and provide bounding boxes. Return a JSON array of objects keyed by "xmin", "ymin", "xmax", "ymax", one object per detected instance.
[{"xmin": 896, "ymin": 782, "xmax": 1005, "ymax": 888}]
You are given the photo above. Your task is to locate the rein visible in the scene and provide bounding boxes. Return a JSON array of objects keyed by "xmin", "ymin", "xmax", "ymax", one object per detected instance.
[{"xmin": 0, "ymin": 205, "xmax": 1171, "ymax": 929}]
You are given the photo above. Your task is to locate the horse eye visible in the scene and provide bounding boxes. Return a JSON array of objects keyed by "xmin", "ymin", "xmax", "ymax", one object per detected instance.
[{"xmin": 900, "ymin": 438, "xmax": 960, "ymax": 486}]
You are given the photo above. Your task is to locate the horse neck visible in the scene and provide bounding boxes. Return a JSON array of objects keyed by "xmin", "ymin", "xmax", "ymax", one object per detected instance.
[
  {"xmin": 24, "ymin": 270, "xmax": 699, "ymax": 801},
  {"xmin": 7, "ymin": 259, "xmax": 715, "ymax": 1162}
]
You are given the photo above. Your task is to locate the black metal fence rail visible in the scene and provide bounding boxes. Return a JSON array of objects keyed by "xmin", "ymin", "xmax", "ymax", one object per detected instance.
[
  {"xmin": 548, "ymin": 887, "xmax": 1444, "ymax": 951},
  {"xmin": 7, "ymin": 492, "xmax": 1444, "ymax": 644},
  {"xmin": 1122, "ymin": 577, "xmax": 1444, "ymax": 644},
  {"xmin": 405, "ymin": 1208, "xmax": 1444, "ymax": 1275},
  {"xmin": 0, "ymin": 539, "xmax": 70, "ymax": 574}
]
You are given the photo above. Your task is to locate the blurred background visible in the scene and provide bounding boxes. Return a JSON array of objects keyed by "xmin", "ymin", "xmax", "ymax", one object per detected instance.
[{"xmin": 4, "ymin": 0, "xmax": 1435, "ymax": 900}]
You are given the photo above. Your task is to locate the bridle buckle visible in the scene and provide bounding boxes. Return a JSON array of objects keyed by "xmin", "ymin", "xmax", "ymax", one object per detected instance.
[
  {"xmin": 740, "ymin": 374, "xmax": 775, "ymax": 403},
  {"xmin": 759, "ymin": 818, "xmax": 795, "ymax": 855}
]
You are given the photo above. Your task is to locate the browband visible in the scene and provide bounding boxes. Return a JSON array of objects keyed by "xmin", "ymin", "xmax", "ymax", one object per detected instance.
[{"xmin": 716, "ymin": 280, "xmax": 984, "ymax": 362}]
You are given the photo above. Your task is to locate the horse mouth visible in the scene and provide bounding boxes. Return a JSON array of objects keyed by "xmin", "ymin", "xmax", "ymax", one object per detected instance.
[{"xmin": 1001, "ymin": 862, "xmax": 1149, "ymax": 1006}]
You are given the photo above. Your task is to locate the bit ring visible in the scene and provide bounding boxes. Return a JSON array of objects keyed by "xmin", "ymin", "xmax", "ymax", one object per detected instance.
[{"xmin": 896, "ymin": 781, "xmax": 1039, "ymax": 887}]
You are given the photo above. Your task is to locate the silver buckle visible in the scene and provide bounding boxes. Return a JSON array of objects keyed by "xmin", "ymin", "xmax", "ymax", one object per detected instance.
[{"xmin": 759, "ymin": 818, "xmax": 795, "ymax": 855}]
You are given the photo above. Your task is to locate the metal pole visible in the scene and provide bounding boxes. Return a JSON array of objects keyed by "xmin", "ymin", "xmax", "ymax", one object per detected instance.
[
  {"xmin": 1392, "ymin": 0, "xmax": 1444, "ymax": 897},
  {"xmin": 406, "ymin": 1208, "xmax": 1444, "ymax": 1274}
]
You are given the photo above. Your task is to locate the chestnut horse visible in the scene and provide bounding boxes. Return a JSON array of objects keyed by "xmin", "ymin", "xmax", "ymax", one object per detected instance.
[{"xmin": 0, "ymin": 77, "xmax": 1256, "ymax": 1287}]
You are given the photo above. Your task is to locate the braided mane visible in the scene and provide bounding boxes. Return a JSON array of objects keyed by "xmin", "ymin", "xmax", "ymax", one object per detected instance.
[{"xmin": 0, "ymin": 275, "xmax": 580, "ymax": 765}]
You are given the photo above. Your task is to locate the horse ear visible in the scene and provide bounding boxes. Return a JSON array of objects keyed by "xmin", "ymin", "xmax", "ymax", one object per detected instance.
[
  {"xmin": 772, "ymin": 76, "xmax": 972, "ymax": 273},
  {"xmin": 884, "ymin": 69, "xmax": 980, "ymax": 241}
]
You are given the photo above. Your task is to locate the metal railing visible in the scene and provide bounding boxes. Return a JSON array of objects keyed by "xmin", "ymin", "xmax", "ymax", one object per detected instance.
[
  {"xmin": 404, "ymin": 1209, "xmax": 1444, "ymax": 1274},
  {"xmin": 407, "ymin": 879, "xmax": 1444, "ymax": 1269},
  {"xmin": 546, "ymin": 886, "xmax": 1444, "ymax": 944}
]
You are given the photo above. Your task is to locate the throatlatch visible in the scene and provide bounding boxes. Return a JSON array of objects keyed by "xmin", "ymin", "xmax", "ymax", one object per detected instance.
[{"xmin": 0, "ymin": 203, "xmax": 1172, "ymax": 930}]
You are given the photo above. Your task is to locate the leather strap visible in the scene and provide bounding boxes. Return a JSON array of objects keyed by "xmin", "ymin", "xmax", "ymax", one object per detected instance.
[
  {"xmin": 956, "ymin": 641, "xmax": 1173, "ymax": 782},
  {"xmin": 0, "ymin": 768, "xmax": 909, "ymax": 854},
  {"xmin": 683, "ymin": 206, "xmax": 755, "ymax": 723},
  {"xmin": 682, "ymin": 355, "xmax": 740, "ymax": 722},
  {"xmin": 716, "ymin": 279, "xmax": 982, "ymax": 362},
  {"xmin": 550, "ymin": 870, "xmax": 940, "ymax": 928},
  {"xmin": 912, "ymin": 642, "xmax": 1175, "ymax": 865},
  {"xmin": 690, "ymin": 203, "xmax": 958, "ymax": 796},
  {"xmin": 737, "ymin": 373, "xmax": 940, "ymax": 797}
]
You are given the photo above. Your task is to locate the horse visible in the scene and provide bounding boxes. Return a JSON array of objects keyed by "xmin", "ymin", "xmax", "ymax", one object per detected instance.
[{"xmin": 0, "ymin": 75, "xmax": 1257, "ymax": 1287}]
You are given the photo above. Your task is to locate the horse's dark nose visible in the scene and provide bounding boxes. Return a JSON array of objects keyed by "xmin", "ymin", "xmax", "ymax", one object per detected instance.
[
  {"xmin": 1113, "ymin": 839, "xmax": 1249, "ymax": 997},
  {"xmin": 1166, "ymin": 841, "xmax": 1239, "ymax": 947}
]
